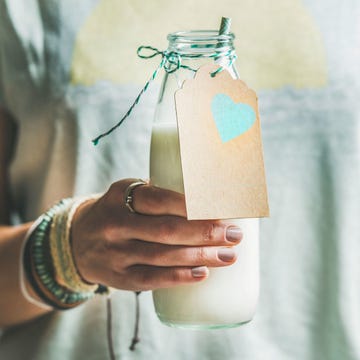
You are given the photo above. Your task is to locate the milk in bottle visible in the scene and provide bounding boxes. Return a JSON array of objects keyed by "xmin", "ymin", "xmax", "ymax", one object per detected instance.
[{"xmin": 150, "ymin": 30, "xmax": 259, "ymax": 328}]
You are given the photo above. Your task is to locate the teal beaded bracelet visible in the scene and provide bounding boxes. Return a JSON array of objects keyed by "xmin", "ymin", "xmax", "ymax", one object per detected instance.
[{"xmin": 22, "ymin": 199, "xmax": 104, "ymax": 310}]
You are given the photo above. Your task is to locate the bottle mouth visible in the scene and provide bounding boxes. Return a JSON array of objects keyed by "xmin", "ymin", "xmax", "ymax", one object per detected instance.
[
  {"xmin": 168, "ymin": 30, "xmax": 235, "ymax": 43},
  {"xmin": 167, "ymin": 30, "xmax": 235, "ymax": 56}
]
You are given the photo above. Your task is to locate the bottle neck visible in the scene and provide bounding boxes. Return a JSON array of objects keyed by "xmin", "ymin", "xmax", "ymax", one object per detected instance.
[
  {"xmin": 153, "ymin": 31, "xmax": 238, "ymax": 126},
  {"xmin": 167, "ymin": 30, "xmax": 238, "ymax": 82}
]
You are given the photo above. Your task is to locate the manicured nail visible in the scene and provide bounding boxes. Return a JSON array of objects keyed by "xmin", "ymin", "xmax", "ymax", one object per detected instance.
[
  {"xmin": 226, "ymin": 226, "xmax": 243, "ymax": 243},
  {"xmin": 191, "ymin": 266, "xmax": 209, "ymax": 278},
  {"xmin": 218, "ymin": 248, "xmax": 236, "ymax": 262}
]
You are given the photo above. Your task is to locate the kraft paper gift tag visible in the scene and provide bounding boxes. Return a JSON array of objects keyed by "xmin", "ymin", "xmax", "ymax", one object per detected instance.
[{"xmin": 175, "ymin": 64, "xmax": 269, "ymax": 220}]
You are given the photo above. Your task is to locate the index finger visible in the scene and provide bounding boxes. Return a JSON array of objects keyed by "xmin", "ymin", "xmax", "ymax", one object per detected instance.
[{"xmin": 131, "ymin": 183, "xmax": 187, "ymax": 217}]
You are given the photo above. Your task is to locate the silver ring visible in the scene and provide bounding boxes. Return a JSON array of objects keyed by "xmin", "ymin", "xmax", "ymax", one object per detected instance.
[{"xmin": 124, "ymin": 179, "xmax": 147, "ymax": 213}]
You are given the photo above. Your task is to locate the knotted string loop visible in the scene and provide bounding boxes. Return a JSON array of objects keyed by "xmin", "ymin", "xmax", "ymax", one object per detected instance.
[{"xmin": 137, "ymin": 46, "xmax": 191, "ymax": 74}]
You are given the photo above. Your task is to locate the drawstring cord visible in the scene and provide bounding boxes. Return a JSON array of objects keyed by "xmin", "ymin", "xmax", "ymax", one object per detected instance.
[
  {"xmin": 106, "ymin": 296, "xmax": 116, "ymax": 360},
  {"xmin": 106, "ymin": 292, "xmax": 142, "ymax": 359},
  {"xmin": 129, "ymin": 291, "xmax": 141, "ymax": 351}
]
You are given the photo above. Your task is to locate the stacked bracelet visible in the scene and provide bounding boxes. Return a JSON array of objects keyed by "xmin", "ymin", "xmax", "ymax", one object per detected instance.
[
  {"xmin": 49, "ymin": 197, "xmax": 99, "ymax": 293},
  {"xmin": 21, "ymin": 195, "xmax": 108, "ymax": 310}
]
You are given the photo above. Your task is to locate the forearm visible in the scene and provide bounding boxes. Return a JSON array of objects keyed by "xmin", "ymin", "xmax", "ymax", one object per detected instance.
[{"xmin": 0, "ymin": 224, "xmax": 52, "ymax": 327}]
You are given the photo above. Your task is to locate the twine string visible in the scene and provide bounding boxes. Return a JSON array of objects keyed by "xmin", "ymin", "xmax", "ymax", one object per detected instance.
[{"xmin": 92, "ymin": 45, "xmax": 236, "ymax": 145}]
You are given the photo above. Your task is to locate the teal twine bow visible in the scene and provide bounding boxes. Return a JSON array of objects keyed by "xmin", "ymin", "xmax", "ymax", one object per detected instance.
[
  {"xmin": 92, "ymin": 46, "xmax": 236, "ymax": 145},
  {"xmin": 137, "ymin": 46, "xmax": 196, "ymax": 74}
]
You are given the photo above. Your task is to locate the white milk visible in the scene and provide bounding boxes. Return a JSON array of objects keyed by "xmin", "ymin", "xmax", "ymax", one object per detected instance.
[{"xmin": 150, "ymin": 122, "xmax": 259, "ymax": 328}]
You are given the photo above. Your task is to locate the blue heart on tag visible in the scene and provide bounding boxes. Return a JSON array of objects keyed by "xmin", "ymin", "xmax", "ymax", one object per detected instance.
[{"xmin": 211, "ymin": 93, "xmax": 256, "ymax": 143}]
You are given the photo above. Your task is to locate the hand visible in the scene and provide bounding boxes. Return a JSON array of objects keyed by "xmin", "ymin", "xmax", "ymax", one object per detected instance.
[{"xmin": 71, "ymin": 179, "xmax": 243, "ymax": 291}]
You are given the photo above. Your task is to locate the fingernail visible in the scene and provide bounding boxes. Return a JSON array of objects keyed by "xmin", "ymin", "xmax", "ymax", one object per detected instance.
[
  {"xmin": 218, "ymin": 248, "xmax": 236, "ymax": 262},
  {"xmin": 226, "ymin": 226, "xmax": 243, "ymax": 243},
  {"xmin": 191, "ymin": 266, "xmax": 209, "ymax": 278}
]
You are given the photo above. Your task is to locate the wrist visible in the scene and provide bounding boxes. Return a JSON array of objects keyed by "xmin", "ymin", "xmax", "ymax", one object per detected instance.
[
  {"xmin": 70, "ymin": 197, "xmax": 99, "ymax": 285},
  {"xmin": 20, "ymin": 195, "xmax": 107, "ymax": 310}
]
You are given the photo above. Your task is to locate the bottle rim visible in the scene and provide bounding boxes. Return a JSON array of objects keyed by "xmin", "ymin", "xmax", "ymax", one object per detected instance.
[
  {"xmin": 167, "ymin": 30, "xmax": 235, "ymax": 57},
  {"xmin": 167, "ymin": 30, "xmax": 235, "ymax": 43}
]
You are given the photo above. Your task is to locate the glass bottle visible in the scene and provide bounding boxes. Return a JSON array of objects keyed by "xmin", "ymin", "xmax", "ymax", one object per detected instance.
[{"xmin": 150, "ymin": 30, "xmax": 259, "ymax": 329}]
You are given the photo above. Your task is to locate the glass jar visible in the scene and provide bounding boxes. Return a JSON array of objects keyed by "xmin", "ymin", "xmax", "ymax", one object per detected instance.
[{"xmin": 150, "ymin": 30, "xmax": 259, "ymax": 329}]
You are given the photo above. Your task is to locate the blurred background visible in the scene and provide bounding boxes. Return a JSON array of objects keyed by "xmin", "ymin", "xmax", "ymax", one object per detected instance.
[{"xmin": 70, "ymin": 0, "xmax": 328, "ymax": 89}]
